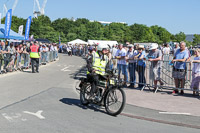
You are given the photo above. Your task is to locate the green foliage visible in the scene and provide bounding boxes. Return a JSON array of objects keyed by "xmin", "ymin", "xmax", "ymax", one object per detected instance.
[
  {"xmin": 185, "ymin": 40, "xmax": 193, "ymax": 47},
  {"xmin": 130, "ymin": 24, "xmax": 156, "ymax": 43},
  {"xmin": 150, "ymin": 25, "xmax": 171, "ymax": 43},
  {"xmin": 1, "ymin": 15, "xmax": 189, "ymax": 44},
  {"xmin": 175, "ymin": 32, "xmax": 186, "ymax": 42},
  {"xmin": 193, "ymin": 34, "xmax": 200, "ymax": 45}
]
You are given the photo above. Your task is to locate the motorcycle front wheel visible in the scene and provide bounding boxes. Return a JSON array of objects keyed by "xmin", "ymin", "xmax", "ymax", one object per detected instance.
[{"xmin": 104, "ymin": 87, "xmax": 126, "ymax": 116}]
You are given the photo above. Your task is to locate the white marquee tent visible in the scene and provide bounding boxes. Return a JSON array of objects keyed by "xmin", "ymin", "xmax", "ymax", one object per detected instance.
[
  {"xmin": 88, "ymin": 40, "xmax": 118, "ymax": 47},
  {"xmin": 68, "ymin": 39, "xmax": 88, "ymax": 45}
]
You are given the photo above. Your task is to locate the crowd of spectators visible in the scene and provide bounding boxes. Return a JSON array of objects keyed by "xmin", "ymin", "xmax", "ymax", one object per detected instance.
[
  {"xmin": 85, "ymin": 41, "xmax": 200, "ymax": 96},
  {"xmin": 0, "ymin": 40, "xmax": 58, "ymax": 74},
  {"xmin": 1, "ymin": 39, "xmax": 199, "ymax": 96},
  {"xmin": 59, "ymin": 44, "xmax": 88, "ymax": 57}
]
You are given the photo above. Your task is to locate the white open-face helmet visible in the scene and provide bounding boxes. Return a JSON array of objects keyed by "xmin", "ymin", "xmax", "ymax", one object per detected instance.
[{"xmin": 97, "ymin": 43, "xmax": 109, "ymax": 51}]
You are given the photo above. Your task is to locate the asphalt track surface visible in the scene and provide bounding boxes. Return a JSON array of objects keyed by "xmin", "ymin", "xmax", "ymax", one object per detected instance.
[{"xmin": 0, "ymin": 54, "xmax": 199, "ymax": 133}]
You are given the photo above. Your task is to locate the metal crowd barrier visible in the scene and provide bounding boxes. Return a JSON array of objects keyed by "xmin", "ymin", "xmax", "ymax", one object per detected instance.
[
  {"xmin": 120, "ymin": 58, "xmax": 199, "ymax": 94},
  {"xmin": 41, "ymin": 51, "xmax": 58, "ymax": 63},
  {"xmin": 0, "ymin": 51, "xmax": 59, "ymax": 73}
]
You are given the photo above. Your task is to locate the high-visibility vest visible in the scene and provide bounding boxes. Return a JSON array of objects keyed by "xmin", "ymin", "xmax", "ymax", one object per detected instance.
[
  {"xmin": 87, "ymin": 52, "xmax": 108, "ymax": 75},
  {"xmin": 30, "ymin": 45, "xmax": 40, "ymax": 58}
]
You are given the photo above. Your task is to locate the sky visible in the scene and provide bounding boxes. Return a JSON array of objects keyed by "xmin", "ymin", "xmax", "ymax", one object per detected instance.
[{"xmin": 0, "ymin": 0, "xmax": 200, "ymax": 34}]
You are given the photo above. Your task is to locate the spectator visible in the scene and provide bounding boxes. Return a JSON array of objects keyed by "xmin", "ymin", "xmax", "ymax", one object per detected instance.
[
  {"xmin": 162, "ymin": 43, "xmax": 170, "ymax": 55},
  {"xmin": 14, "ymin": 44, "xmax": 19, "ymax": 70},
  {"xmin": 54, "ymin": 44, "xmax": 58, "ymax": 58},
  {"xmin": 115, "ymin": 43, "xmax": 128, "ymax": 87},
  {"xmin": 172, "ymin": 41, "xmax": 189, "ymax": 94},
  {"xmin": 63, "ymin": 44, "xmax": 67, "ymax": 54},
  {"xmin": 0, "ymin": 41, "xmax": 5, "ymax": 74},
  {"xmin": 67, "ymin": 45, "xmax": 72, "ymax": 56},
  {"xmin": 111, "ymin": 44, "xmax": 118, "ymax": 69},
  {"xmin": 59, "ymin": 44, "xmax": 63, "ymax": 53},
  {"xmin": 135, "ymin": 45, "xmax": 146, "ymax": 89},
  {"xmin": 8, "ymin": 43, "xmax": 16, "ymax": 71},
  {"xmin": 22, "ymin": 44, "xmax": 29, "ymax": 68},
  {"xmin": 3, "ymin": 42, "xmax": 11, "ymax": 72},
  {"xmin": 147, "ymin": 43, "xmax": 164, "ymax": 90},
  {"xmin": 173, "ymin": 42, "xmax": 179, "ymax": 56},
  {"xmin": 41, "ymin": 45, "xmax": 48, "ymax": 64},
  {"xmin": 185, "ymin": 47, "xmax": 191, "ymax": 62},
  {"xmin": 190, "ymin": 48, "xmax": 200, "ymax": 96},
  {"xmin": 126, "ymin": 44, "xmax": 136, "ymax": 88}
]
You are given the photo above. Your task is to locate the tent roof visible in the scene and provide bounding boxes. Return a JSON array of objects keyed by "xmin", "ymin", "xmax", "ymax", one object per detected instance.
[
  {"xmin": 0, "ymin": 24, "xmax": 25, "ymax": 40},
  {"xmin": 68, "ymin": 39, "xmax": 88, "ymax": 45},
  {"xmin": 88, "ymin": 40, "xmax": 118, "ymax": 47}
]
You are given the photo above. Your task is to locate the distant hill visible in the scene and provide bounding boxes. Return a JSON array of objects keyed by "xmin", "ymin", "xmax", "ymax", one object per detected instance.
[{"xmin": 186, "ymin": 34, "xmax": 194, "ymax": 42}]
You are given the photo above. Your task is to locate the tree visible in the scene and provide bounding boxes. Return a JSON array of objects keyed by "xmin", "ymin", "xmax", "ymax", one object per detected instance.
[
  {"xmin": 66, "ymin": 33, "xmax": 77, "ymax": 41},
  {"xmin": 0, "ymin": 15, "xmax": 180, "ymax": 44},
  {"xmin": 108, "ymin": 23, "xmax": 127, "ymax": 42},
  {"xmin": 193, "ymin": 34, "xmax": 200, "ymax": 45},
  {"xmin": 51, "ymin": 18, "xmax": 74, "ymax": 35},
  {"xmin": 175, "ymin": 32, "xmax": 186, "ymax": 42},
  {"xmin": 130, "ymin": 24, "xmax": 156, "ymax": 43},
  {"xmin": 150, "ymin": 25, "xmax": 171, "ymax": 43},
  {"xmin": 86, "ymin": 21, "xmax": 104, "ymax": 40}
]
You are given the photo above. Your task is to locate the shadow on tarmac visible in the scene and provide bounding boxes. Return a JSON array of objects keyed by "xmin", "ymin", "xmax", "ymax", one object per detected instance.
[
  {"xmin": 69, "ymin": 65, "xmax": 87, "ymax": 80},
  {"xmin": 22, "ymin": 70, "xmax": 33, "ymax": 73},
  {"xmin": 59, "ymin": 98, "xmax": 107, "ymax": 114}
]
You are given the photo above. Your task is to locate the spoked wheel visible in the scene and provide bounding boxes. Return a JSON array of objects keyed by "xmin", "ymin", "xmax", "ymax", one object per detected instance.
[
  {"xmin": 80, "ymin": 83, "xmax": 91, "ymax": 105},
  {"xmin": 104, "ymin": 87, "xmax": 126, "ymax": 116}
]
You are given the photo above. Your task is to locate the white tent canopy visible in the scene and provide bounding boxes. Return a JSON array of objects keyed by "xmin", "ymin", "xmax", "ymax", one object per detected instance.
[
  {"xmin": 88, "ymin": 40, "xmax": 118, "ymax": 47},
  {"xmin": 68, "ymin": 39, "xmax": 88, "ymax": 45}
]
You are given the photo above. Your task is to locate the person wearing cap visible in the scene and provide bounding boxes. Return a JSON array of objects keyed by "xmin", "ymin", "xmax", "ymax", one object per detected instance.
[
  {"xmin": 126, "ymin": 44, "xmax": 136, "ymax": 88},
  {"xmin": 172, "ymin": 41, "xmax": 189, "ymax": 94},
  {"xmin": 135, "ymin": 45, "xmax": 146, "ymax": 88},
  {"xmin": 147, "ymin": 43, "xmax": 164, "ymax": 90},
  {"xmin": 115, "ymin": 43, "xmax": 128, "ymax": 87}
]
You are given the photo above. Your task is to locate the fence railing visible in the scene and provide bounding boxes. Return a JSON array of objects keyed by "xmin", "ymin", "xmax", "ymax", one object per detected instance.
[
  {"xmin": 125, "ymin": 59, "xmax": 199, "ymax": 93},
  {"xmin": 111, "ymin": 54, "xmax": 199, "ymax": 94},
  {"xmin": 0, "ymin": 51, "xmax": 58, "ymax": 72}
]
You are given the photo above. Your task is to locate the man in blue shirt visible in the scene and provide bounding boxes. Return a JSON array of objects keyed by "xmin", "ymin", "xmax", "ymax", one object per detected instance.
[{"xmin": 172, "ymin": 41, "xmax": 189, "ymax": 94}]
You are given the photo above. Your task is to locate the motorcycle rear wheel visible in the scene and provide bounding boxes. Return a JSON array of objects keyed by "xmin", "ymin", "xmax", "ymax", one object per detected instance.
[{"xmin": 80, "ymin": 83, "xmax": 91, "ymax": 105}]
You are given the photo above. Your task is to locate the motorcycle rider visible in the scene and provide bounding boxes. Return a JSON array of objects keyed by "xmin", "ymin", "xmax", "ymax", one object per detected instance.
[{"xmin": 86, "ymin": 44, "xmax": 109, "ymax": 99}]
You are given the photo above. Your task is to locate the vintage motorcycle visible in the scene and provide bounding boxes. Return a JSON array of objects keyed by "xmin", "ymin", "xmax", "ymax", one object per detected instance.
[{"xmin": 79, "ymin": 69, "xmax": 126, "ymax": 116}]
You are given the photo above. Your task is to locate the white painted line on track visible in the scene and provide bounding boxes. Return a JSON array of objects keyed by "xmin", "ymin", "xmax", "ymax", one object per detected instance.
[
  {"xmin": 23, "ymin": 110, "xmax": 45, "ymax": 119},
  {"xmin": 2, "ymin": 113, "xmax": 26, "ymax": 122},
  {"xmin": 159, "ymin": 112, "xmax": 191, "ymax": 115},
  {"xmin": 61, "ymin": 66, "xmax": 71, "ymax": 72},
  {"xmin": 2, "ymin": 113, "xmax": 14, "ymax": 122}
]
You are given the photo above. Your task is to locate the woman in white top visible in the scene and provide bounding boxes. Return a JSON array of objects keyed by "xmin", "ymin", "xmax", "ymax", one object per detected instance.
[{"xmin": 190, "ymin": 48, "xmax": 200, "ymax": 96}]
